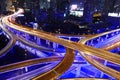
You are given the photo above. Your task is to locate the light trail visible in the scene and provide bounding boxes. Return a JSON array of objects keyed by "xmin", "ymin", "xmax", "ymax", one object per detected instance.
[
  {"xmin": 0, "ymin": 18, "xmax": 16, "ymax": 57},
  {"xmin": 1, "ymin": 9, "xmax": 120, "ymax": 79}
]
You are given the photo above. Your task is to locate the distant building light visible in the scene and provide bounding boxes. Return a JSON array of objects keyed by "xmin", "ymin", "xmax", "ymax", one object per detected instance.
[
  {"xmin": 64, "ymin": 13, "xmax": 66, "ymax": 17},
  {"xmin": 70, "ymin": 11, "xmax": 83, "ymax": 17},
  {"xmin": 71, "ymin": 4, "xmax": 77, "ymax": 10},
  {"xmin": 33, "ymin": 23, "xmax": 38, "ymax": 30},
  {"xmin": 17, "ymin": 14, "xmax": 24, "ymax": 17},
  {"xmin": 108, "ymin": 13, "xmax": 120, "ymax": 17},
  {"xmin": 93, "ymin": 13, "xmax": 101, "ymax": 17},
  {"xmin": 47, "ymin": 0, "xmax": 50, "ymax": 2}
]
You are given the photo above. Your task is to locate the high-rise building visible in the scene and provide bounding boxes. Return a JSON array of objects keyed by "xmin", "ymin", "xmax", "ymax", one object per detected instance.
[{"xmin": 83, "ymin": 0, "xmax": 95, "ymax": 23}]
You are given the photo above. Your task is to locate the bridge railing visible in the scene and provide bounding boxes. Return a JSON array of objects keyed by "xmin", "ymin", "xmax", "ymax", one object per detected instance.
[{"xmin": 81, "ymin": 28, "xmax": 120, "ymax": 48}]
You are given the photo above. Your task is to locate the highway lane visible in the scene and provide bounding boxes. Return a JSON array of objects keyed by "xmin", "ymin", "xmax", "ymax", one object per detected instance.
[
  {"xmin": 32, "ymin": 48, "xmax": 75, "ymax": 80},
  {"xmin": 79, "ymin": 52, "xmax": 120, "ymax": 79},
  {"xmin": 0, "ymin": 56, "xmax": 62, "ymax": 73},
  {"xmin": 0, "ymin": 18, "xmax": 16, "ymax": 57},
  {"xmin": 2, "ymin": 11, "xmax": 120, "ymax": 79},
  {"xmin": 102, "ymin": 41, "xmax": 120, "ymax": 50},
  {"xmin": 94, "ymin": 34, "xmax": 120, "ymax": 48},
  {"xmin": 1, "ymin": 21, "xmax": 63, "ymax": 57},
  {"xmin": 80, "ymin": 28, "xmax": 120, "ymax": 44},
  {"xmin": 1, "ymin": 16, "xmax": 75, "ymax": 80},
  {"xmin": 2, "ymin": 16, "xmax": 120, "ymax": 65},
  {"xmin": 77, "ymin": 46, "xmax": 120, "ymax": 79},
  {"xmin": 79, "ymin": 31, "xmax": 120, "ymax": 79},
  {"xmin": 7, "ymin": 62, "xmax": 59, "ymax": 80}
]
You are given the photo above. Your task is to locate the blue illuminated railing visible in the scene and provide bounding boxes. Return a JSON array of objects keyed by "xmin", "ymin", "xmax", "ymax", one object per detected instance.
[
  {"xmin": 57, "ymin": 35, "xmax": 84, "ymax": 42},
  {"xmin": 85, "ymin": 29, "xmax": 120, "ymax": 48}
]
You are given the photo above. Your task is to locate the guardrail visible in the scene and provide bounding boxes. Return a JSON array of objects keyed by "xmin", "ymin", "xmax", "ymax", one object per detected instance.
[{"xmin": 81, "ymin": 28, "xmax": 120, "ymax": 47}]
